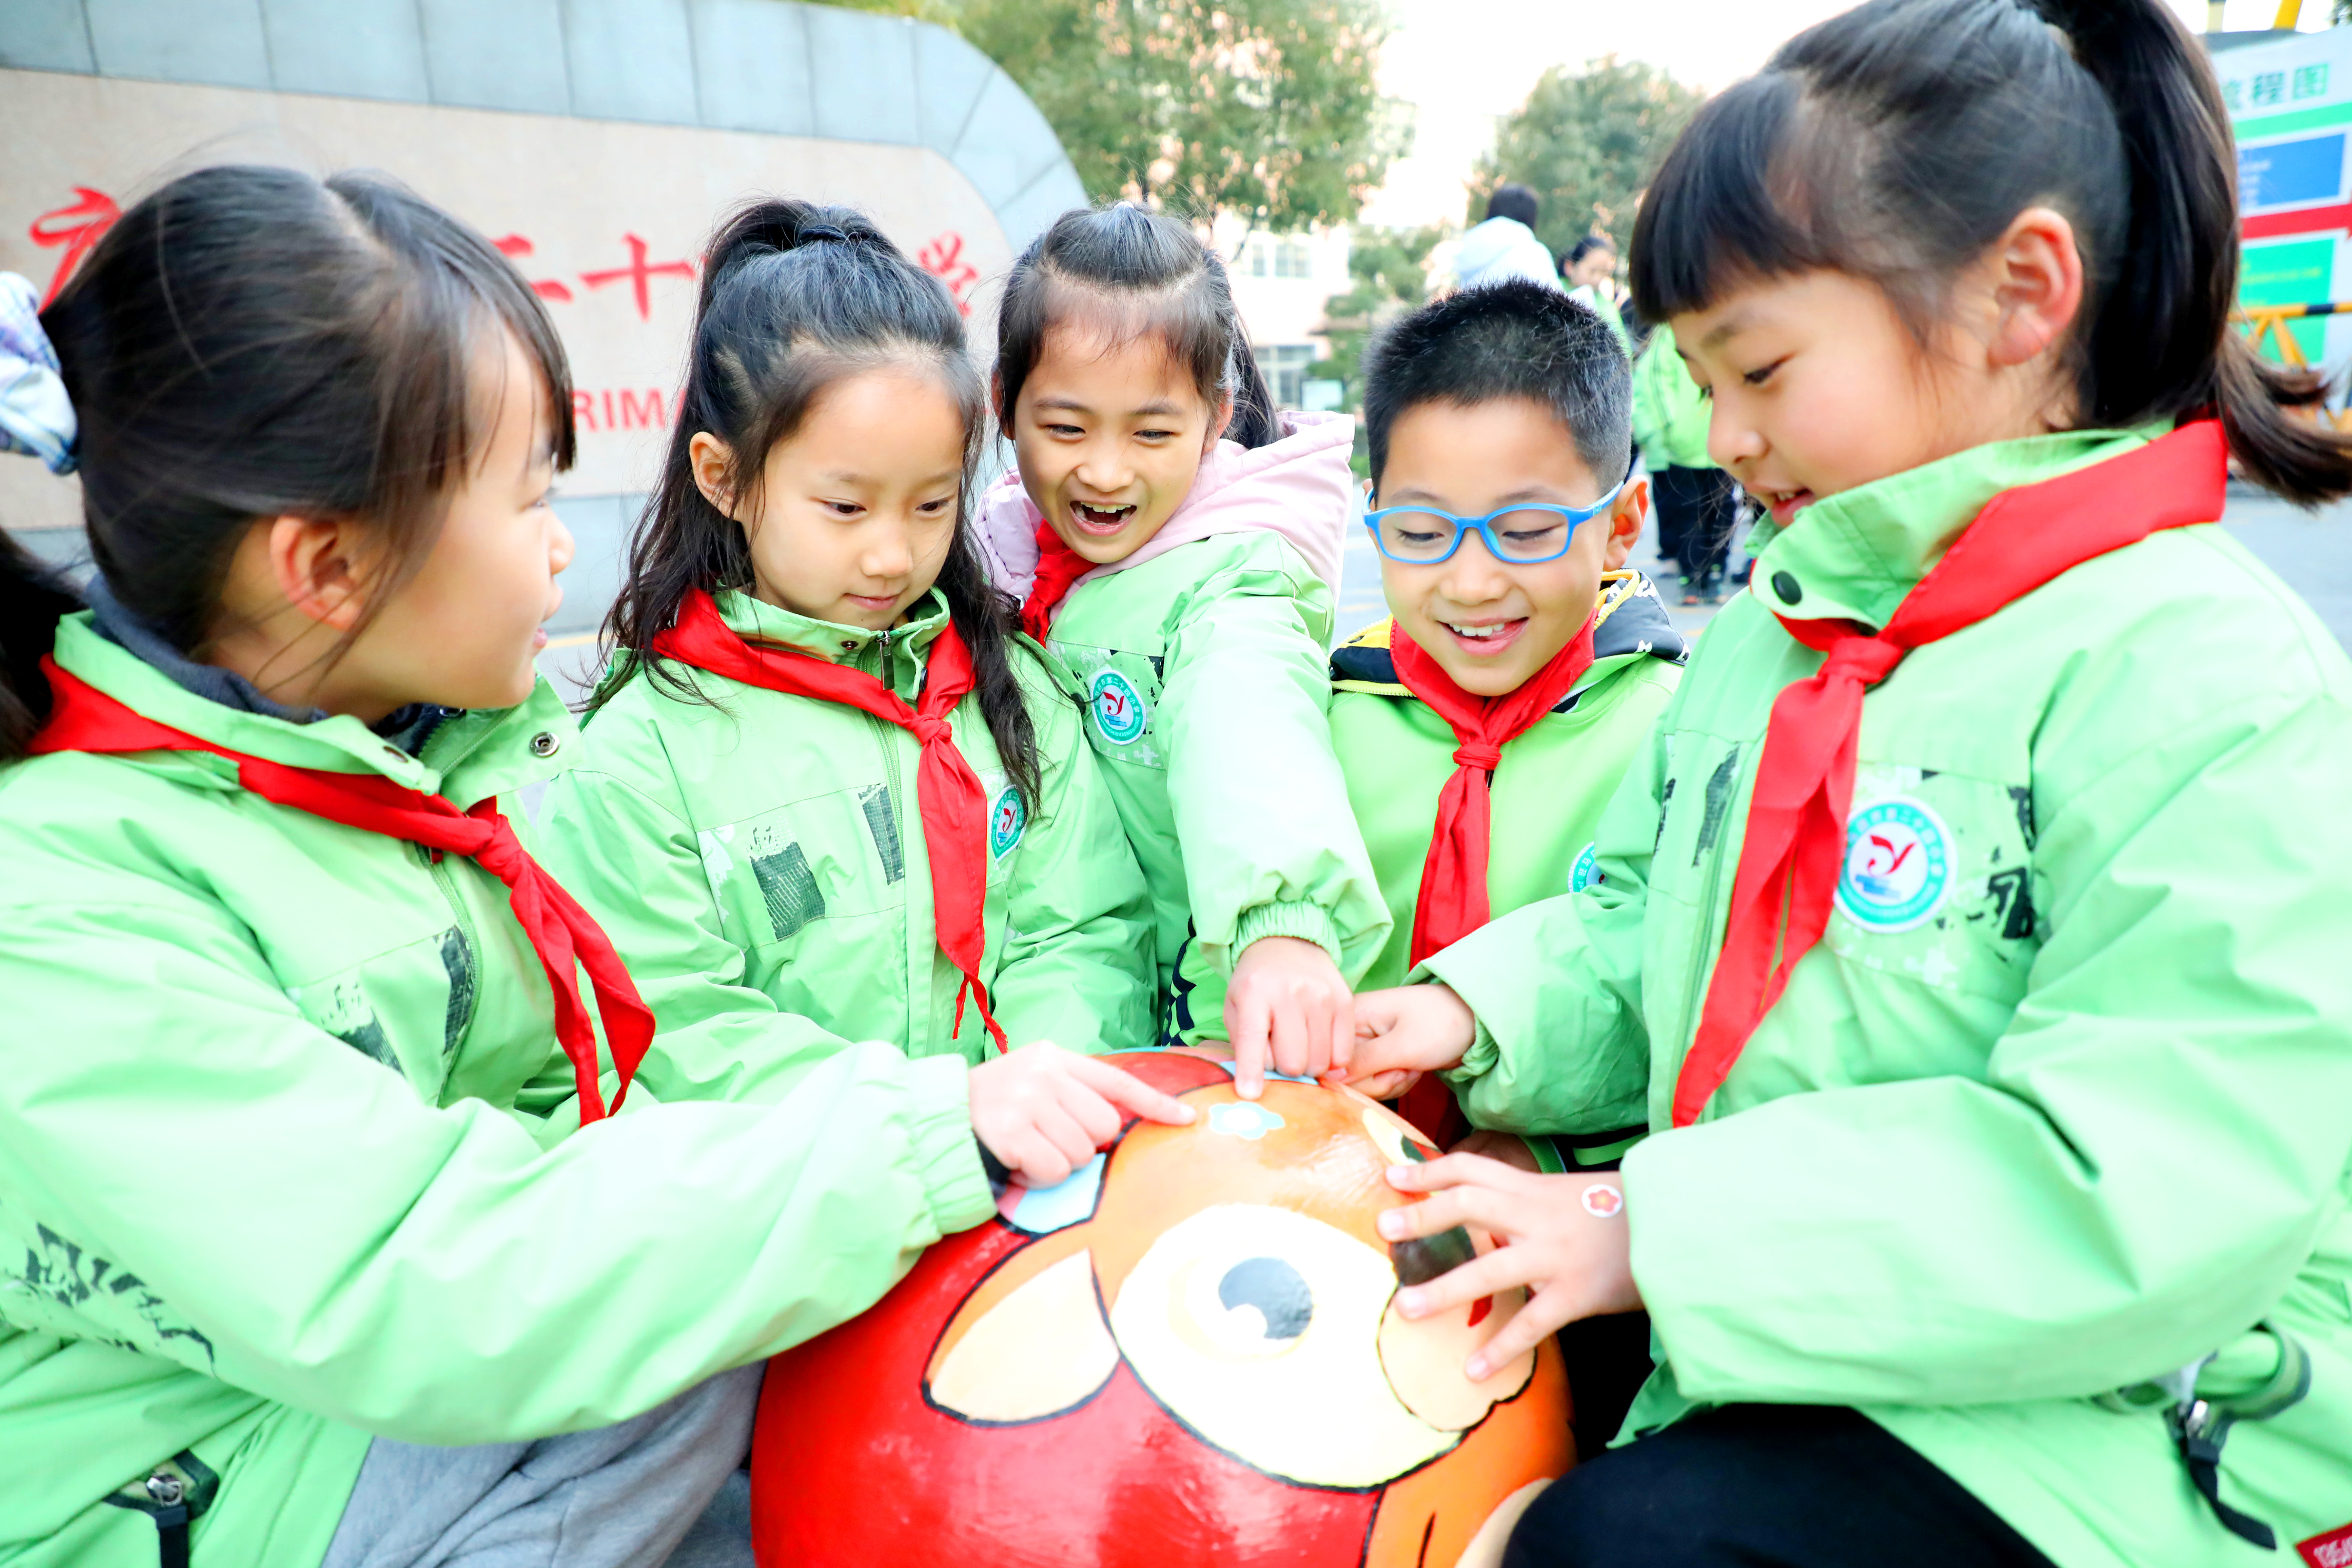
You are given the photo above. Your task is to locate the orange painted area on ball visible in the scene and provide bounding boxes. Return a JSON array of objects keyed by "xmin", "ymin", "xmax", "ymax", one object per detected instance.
[{"xmin": 749, "ymin": 1050, "xmax": 1573, "ymax": 1568}]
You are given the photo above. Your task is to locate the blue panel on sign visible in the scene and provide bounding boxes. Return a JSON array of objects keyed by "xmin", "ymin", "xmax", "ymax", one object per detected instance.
[{"xmin": 2240, "ymin": 133, "xmax": 2347, "ymax": 212}]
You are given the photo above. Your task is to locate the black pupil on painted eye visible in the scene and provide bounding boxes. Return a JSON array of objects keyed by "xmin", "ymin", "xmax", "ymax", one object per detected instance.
[{"xmin": 1218, "ymin": 1256, "xmax": 1312, "ymax": 1341}]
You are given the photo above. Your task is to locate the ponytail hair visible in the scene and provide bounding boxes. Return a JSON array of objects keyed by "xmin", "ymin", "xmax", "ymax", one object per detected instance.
[
  {"xmin": 600, "ymin": 198, "xmax": 1041, "ymax": 803},
  {"xmin": 1, "ymin": 164, "xmax": 573, "ymax": 766},
  {"xmin": 995, "ymin": 203, "xmax": 1281, "ymax": 453},
  {"xmin": 1629, "ymin": 0, "xmax": 2352, "ymax": 504},
  {"xmin": 0, "ymin": 534, "xmax": 79, "ymax": 757}
]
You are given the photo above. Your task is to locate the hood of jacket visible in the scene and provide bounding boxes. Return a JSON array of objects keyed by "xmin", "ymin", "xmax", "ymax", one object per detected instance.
[
  {"xmin": 975, "ymin": 410, "xmax": 1356, "ymax": 605},
  {"xmin": 1454, "ymin": 218, "xmax": 1562, "ymax": 293}
]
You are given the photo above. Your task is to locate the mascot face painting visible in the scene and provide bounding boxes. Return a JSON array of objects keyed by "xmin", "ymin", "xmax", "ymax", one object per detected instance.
[{"xmin": 750, "ymin": 1050, "xmax": 1573, "ymax": 1568}]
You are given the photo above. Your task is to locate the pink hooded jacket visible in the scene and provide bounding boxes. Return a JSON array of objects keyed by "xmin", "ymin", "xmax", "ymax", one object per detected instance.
[{"xmin": 973, "ymin": 410, "xmax": 1355, "ymax": 609}]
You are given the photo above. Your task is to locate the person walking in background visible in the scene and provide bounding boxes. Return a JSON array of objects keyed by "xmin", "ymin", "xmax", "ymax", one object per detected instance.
[
  {"xmin": 1633, "ymin": 321, "xmax": 1740, "ymax": 603},
  {"xmin": 1456, "ymin": 183, "xmax": 1563, "ymax": 293},
  {"xmin": 1562, "ymin": 234, "xmax": 1636, "ymax": 355}
]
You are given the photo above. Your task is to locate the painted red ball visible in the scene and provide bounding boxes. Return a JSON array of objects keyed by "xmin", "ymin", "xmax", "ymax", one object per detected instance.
[{"xmin": 749, "ymin": 1049, "xmax": 1573, "ymax": 1567}]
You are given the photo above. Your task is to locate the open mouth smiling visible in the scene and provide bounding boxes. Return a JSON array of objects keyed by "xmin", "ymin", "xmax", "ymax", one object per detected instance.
[{"xmin": 1070, "ymin": 499, "xmax": 1139, "ymax": 537}]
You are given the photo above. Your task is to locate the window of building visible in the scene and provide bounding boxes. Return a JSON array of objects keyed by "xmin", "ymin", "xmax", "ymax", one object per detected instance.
[
  {"xmin": 1262, "ymin": 344, "xmax": 1319, "ymax": 409},
  {"xmin": 1240, "ymin": 235, "xmax": 1315, "ymax": 280}
]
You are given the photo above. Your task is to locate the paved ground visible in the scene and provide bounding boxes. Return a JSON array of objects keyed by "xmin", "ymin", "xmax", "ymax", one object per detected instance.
[{"xmin": 11, "ymin": 481, "xmax": 2346, "ymax": 709}]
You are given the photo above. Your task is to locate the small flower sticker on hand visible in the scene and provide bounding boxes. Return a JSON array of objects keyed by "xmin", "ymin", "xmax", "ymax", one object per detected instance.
[{"xmin": 1580, "ymin": 1182, "xmax": 1624, "ymax": 1219}]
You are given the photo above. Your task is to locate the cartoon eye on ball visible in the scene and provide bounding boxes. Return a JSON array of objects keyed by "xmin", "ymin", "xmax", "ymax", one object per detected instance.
[{"xmin": 752, "ymin": 1050, "xmax": 1573, "ymax": 1568}]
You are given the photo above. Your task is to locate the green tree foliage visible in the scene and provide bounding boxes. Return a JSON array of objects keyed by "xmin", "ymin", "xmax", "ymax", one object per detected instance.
[
  {"xmin": 1471, "ymin": 55, "xmax": 1703, "ymax": 258},
  {"xmin": 952, "ymin": 0, "xmax": 1405, "ymax": 233},
  {"xmin": 1318, "ymin": 224, "xmax": 1444, "ymax": 419}
]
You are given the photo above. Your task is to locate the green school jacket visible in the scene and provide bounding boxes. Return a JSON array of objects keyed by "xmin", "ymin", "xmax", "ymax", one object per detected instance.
[
  {"xmin": 1043, "ymin": 530, "xmax": 1390, "ymax": 1022},
  {"xmin": 1420, "ymin": 428, "xmax": 2352, "ymax": 1567},
  {"xmin": 0, "ymin": 615, "xmax": 997, "ymax": 1568},
  {"xmin": 1567, "ymin": 282, "xmax": 1635, "ymax": 357},
  {"xmin": 1631, "ymin": 324, "xmax": 1716, "ymax": 473},
  {"xmin": 1170, "ymin": 573, "xmax": 1685, "ymax": 1095},
  {"xmin": 537, "ymin": 588, "xmax": 1157, "ymax": 1066}
]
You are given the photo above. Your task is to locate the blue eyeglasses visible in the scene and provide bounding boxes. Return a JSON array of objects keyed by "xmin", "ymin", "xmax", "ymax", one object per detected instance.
[{"xmin": 1364, "ymin": 479, "xmax": 1625, "ymax": 565}]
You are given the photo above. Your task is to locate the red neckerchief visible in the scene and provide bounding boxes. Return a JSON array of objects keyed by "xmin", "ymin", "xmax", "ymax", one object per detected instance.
[
  {"xmin": 1673, "ymin": 420, "xmax": 2228, "ymax": 1127},
  {"xmin": 650, "ymin": 588, "xmax": 1006, "ymax": 1048},
  {"xmin": 1389, "ymin": 612, "xmax": 1600, "ymax": 967},
  {"xmin": 1387, "ymin": 613, "xmax": 1598, "ymax": 1148},
  {"xmin": 30, "ymin": 661, "xmax": 652, "ymax": 1121},
  {"xmin": 1020, "ymin": 520, "xmax": 1094, "ymax": 643}
]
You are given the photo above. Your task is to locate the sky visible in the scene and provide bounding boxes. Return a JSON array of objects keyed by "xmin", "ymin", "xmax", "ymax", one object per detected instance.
[{"xmin": 1357, "ymin": 0, "xmax": 2335, "ymax": 229}]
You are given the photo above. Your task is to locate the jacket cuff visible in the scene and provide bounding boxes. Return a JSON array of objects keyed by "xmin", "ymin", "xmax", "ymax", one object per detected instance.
[
  {"xmin": 900, "ymin": 1053, "xmax": 997, "ymax": 1235},
  {"xmin": 1408, "ymin": 950, "xmax": 1501, "ymax": 1083},
  {"xmin": 1233, "ymin": 900, "xmax": 1345, "ymax": 968}
]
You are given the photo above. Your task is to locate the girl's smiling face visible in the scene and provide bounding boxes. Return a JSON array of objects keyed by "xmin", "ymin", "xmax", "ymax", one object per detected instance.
[
  {"xmin": 1008, "ymin": 324, "xmax": 1231, "ymax": 566},
  {"xmin": 694, "ymin": 365, "xmax": 967, "ymax": 632}
]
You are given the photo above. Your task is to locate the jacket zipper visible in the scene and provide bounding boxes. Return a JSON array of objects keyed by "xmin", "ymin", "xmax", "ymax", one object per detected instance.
[
  {"xmin": 1674, "ymin": 754, "xmax": 1736, "ymax": 1079},
  {"xmin": 424, "ymin": 846, "xmax": 485, "ymax": 1061},
  {"xmin": 866, "ymin": 678, "xmax": 918, "ymax": 1055}
]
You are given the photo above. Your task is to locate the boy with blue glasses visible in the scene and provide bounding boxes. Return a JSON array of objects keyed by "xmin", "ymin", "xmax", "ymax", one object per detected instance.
[{"xmin": 1174, "ymin": 281, "xmax": 1684, "ymax": 1162}]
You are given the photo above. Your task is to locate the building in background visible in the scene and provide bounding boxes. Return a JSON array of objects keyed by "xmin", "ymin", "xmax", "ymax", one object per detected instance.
[{"xmin": 1214, "ymin": 215, "xmax": 1350, "ymax": 410}]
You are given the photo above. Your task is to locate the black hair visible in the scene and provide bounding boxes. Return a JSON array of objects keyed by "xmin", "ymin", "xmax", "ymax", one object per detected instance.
[
  {"xmin": 995, "ymin": 203, "xmax": 1280, "ymax": 453},
  {"xmin": 0, "ymin": 533, "xmax": 79, "ymax": 756},
  {"xmin": 601, "ymin": 198, "xmax": 1040, "ymax": 802},
  {"xmin": 1, "ymin": 163, "xmax": 574, "ymax": 765},
  {"xmin": 1361, "ymin": 279, "xmax": 1632, "ymax": 493},
  {"xmin": 1630, "ymin": 0, "xmax": 2352, "ymax": 504},
  {"xmin": 1566, "ymin": 233, "xmax": 1616, "ymax": 267},
  {"xmin": 1486, "ymin": 184, "xmax": 1541, "ymax": 229}
]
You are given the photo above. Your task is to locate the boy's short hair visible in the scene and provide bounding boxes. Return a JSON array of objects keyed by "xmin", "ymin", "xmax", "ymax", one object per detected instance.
[
  {"xmin": 1363, "ymin": 279, "xmax": 1633, "ymax": 493},
  {"xmin": 1485, "ymin": 184, "xmax": 1541, "ymax": 228}
]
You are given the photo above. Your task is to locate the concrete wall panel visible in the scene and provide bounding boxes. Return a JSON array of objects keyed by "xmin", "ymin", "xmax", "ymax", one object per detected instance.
[
  {"xmin": 0, "ymin": 0, "xmax": 95, "ymax": 73},
  {"xmin": 84, "ymin": 0, "xmax": 271, "ymax": 89},
  {"xmin": 417, "ymin": 0, "xmax": 571, "ymax": 115},
  {"xmin": 262, "ymin": 0, "xmax": 430, "ymax": 102},
  {"xmin": 684, "ymin": 0, "xmax": 812, "ymax": 137},
  {"xmin": 804, "ymin": 4, "xmax": 916, "ymax": 146},
  {"xmin": 910, "ymin": 25, "xmax": 994, "ymax": 156},
  {"xmin": 562, "ymin": 0, "xmax": 698, "ymax": 124}
]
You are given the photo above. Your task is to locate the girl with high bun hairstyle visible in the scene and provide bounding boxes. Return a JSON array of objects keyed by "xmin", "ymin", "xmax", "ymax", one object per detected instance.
[
  {"xmin": 543, "ymin": 199, "xmax": 1168, "ymax": 1133},
  {"xmin": 1343, "ymin": 4, "xmax": 2352, "ymax": 1564},
  {"xmin": 0, "ymin": 170, "xmax": 1189, "ymax": 1568},
  {"xmin": 978, "ymin": 203, "xmax": 1388, "ymax": 1097}
]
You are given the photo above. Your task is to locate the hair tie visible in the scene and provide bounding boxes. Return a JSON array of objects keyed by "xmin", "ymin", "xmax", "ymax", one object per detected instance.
[
  {"xmin": 798, "ymin": 223, "xmax": 849, "ymax": 244},
  {"xmin": 0, "ymin": 273, "xmax": 76, "ymax": 475}
]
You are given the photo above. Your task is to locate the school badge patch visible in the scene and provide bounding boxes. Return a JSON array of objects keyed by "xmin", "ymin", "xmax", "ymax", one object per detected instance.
[
  {"xmin": 1568, "ymin": 841, "xmax": 1600, "ymax": 893},
  {"xmin": 1087, "ymin": 669, "xmax": 1149, "ymax": 746},
  {"xmin": 989, "ymin": 783, "xmax": 1026, "ymax": 859},
  {"xmin": 1836, "ymin": 797, "xmax": 1952, "ymax": 933},
  {"xmin": 2298, "ymin": 1521, "xmax": 2352, "ymax": 1568}
]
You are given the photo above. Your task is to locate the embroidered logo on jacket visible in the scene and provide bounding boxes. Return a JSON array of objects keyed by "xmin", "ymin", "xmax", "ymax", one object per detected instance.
[
  {"xmin": 1836, "ymin": 797, "xmax": 1953, "ymax": 933},
  {"xmin": 2299, "ymin": 1523, "xmax": 2352, "ymax": 1568},
  {"xmin": 989, "ymin": 784, "xmax": 1027, "ymax": 859},
  {"xmin": 1088, "ymin": 669, "xmax": 1149, "ymax": 746},
  {"xmin": 1569, "ymin": 841, "xmax": 1600, "ymax": 893}
]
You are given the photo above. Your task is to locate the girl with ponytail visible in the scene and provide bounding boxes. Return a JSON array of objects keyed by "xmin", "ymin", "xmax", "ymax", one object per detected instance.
[
  {"xmin": 542, "ymin": 200, "xmax": 1161, "ymax": 1085},
  {"xmin": 1338, "ymin": 3, "xmax": 2352, "ymax": 1564},
  {"xmin": 0, "ymin": 170, "xmax": 1190, "ymax": 1568},
  {"xmin": 977, "ymin": 204, "xmax": 1388, "ymax": 1095}
]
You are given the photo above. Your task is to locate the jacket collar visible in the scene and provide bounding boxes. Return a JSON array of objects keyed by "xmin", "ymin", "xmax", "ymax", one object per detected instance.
[
  {"xmin": 1746, "ymin": 427, "xmax": 2161, "ymax": 629},
  {"xmin": 713, "ymin": 585, "xmax": 952, "ymax": 704},
  {"xmin": 50, "ymin": 613, "xmax": 576, "ymax": 807},
  {"xmin": 1330, "ymin": 570, "xmax": 1685, "ymax": 709}
]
